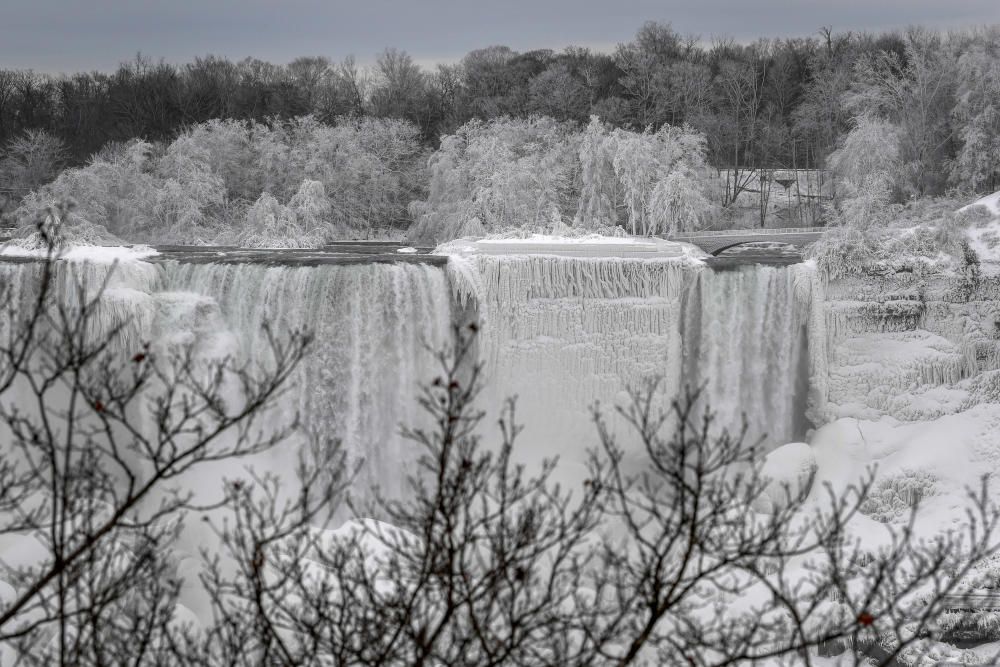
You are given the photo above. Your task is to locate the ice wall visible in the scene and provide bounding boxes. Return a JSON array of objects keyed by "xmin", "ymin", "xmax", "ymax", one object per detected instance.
[
  {"xmin": 0, "ymin": 257, "xmax": 161, "ymax": 360},
  {"xmin": 3, "ymin": 248, "xmax": 826, "ymax": 508},
  {"xmin": 2, "ymin": 257, "xmax": 454, "ymax": 510},
  {"xmin": 446, "ymin": 249, "xmax": 821, "ymax": 484},
  {"xmin": 820, "ymin": 271, "xmax": 1000, "ymax": 422},
  {"xmin": 449, "ymin": 253, "xmax": 693, "ymax": 482}
]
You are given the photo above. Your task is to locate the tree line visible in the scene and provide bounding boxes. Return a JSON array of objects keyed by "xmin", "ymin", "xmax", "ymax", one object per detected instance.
[
  {"xmin": 2, "ymin": 22, "xmax": 999, "ymax": 241},
  {"xmin": 2, "ymin": 23, "xmax": 998, "ymax": 184}
]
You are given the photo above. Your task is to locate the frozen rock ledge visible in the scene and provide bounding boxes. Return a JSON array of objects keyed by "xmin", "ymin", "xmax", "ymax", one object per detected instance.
[{"xmin": 436, "ymin": 234, "xmax": 703, "ymax": 260}]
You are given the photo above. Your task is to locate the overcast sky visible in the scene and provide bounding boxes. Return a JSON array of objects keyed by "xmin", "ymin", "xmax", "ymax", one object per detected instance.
[{"xmin": 2, "ymin": 0, "xmax": 999, "ymax": 73}]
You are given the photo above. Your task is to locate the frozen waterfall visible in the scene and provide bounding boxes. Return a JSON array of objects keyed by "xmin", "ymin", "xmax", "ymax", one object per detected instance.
[
  {"xmin": 161, "ymin": 261, "xmax": 454, "ymax": 504},
  {"xmin": 2, "ymin": 247, "xmax": 824, "ymax": 510},
  {"xmin": 445, "ymin": 245, "xmax": 821, "ymax": 487}
]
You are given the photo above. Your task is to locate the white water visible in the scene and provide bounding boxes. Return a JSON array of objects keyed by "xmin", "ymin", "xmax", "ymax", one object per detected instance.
[
  {"xmin": 683, "ymin": 264, "xmax": 814, "ymax": 446},
  {"xmin": 3, "ymin": 251, "xmax": 823, "ymax": 507},
  {"xmin": 446, "ymin": 252, "xmax": 819, "ymax": 485},
  {"xmin": 161, "ymin": 261, "xmax": 453, "ymax": 504}
]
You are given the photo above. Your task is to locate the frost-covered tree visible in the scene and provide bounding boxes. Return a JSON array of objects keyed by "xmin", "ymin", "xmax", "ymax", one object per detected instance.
[
  {"xmin": 828, "ymin": 113, "xmax": 901, "ymax": 228},
  {"xmin": 13, "ymin": 115, "xmax": 425, "ymax": 245},
  {"xmin": 150, "ymin": 132, "xmax": 226, "ymax": 239},
  {"xmin": 609, "ymin": 123, "xmax": 712, "ymax": 235},
  {"xmin": 236, "ymin": 191, "xmax": 309, "ymax": 248},
  {"xmin": 409, "ymin": 115, "xmax": 713, "ymax": 243},
  {"xmin": 846, "ymin": 29, "xmax": 958, "ymax": 198},
  {"xmin": 15, "ymin": 137, "xmax": 225, "ymax": 243},
  {"xmin": 950, "ymin": 29, "xmax": 1000, "ymax": 192},
  {"xmin": 408, "ymin": 117, "xmax": 578, "ymax": 244},
  {"xmin": 610, "ymin": 128, "xmax": 660, "ymax": 235},
  {"xmin": 0, "ymin": 129, "xmax": 67, "ymax": 195},
  {"xmin": 646, "ymin": 169, "xmax": 712, "ymax": 236},
  {"xmin": 288, "ymin": 179, "xmax": 333, "ymax": 232},
  {"xmin": 16, "ymin": 140, "xmax": 159, "ymax": 239},
  {"xmin": 574, "ymin": 116, "xmax": 618, "ymax": 229}
]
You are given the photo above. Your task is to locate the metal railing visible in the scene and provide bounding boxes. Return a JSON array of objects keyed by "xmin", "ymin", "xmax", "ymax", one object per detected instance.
[{"xmin": 939, "ymin": 593, "xmax": 1000, "ymax": 611}]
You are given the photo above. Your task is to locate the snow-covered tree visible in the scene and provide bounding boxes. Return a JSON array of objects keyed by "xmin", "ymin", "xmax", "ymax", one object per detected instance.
[
  {"xmin": 828, "ymin": 113, "xmax": 901, "ymax": 228},
  {"xmin": 151, "ymin": 132, "xmax": 226, "ymax": 240},
  {"xmin": 13, "ymin": 115, "xmax": 425, "ymax": 245},
  {"xmin": 288, "ymin": 179, "xmax": 332, "ymax": 230},
  {"xmin": 574, "ymin": 116, "xmax": 618, "ymax": 229},
  {"xmin": 846, "ymin": 29, "xmax": 958, "ymax": 197},
  {"xmin": 16, "ymin": 139, "xmax": 159, "ymax": 239},
  {"xmin": 236, "ymin": 191, "xmax": 304, "ymax": 247},
  {"xmin": 409, "ymin": 115, "xmax": 713, "ymax": 243},
  {"xmin": 0, "ymin": 129, "xmax": 67, "ymax": 194},
  {"xmin": 608, "ymin": 123, "xmax": 712, "ymax": 235},
  {"xmin": 950, "ymin": 31, "xmax": 1000, "ymax": 192},
  {"xmin": 408, "ymin": 117, "xmax": 578, "ymax": 244},
  {"xmin": 646, "ymin": 169, "xmax": 712, "ymax": 236},
  {"xmin": 610, "ymin": 128, "xmax": 659, "ymax": 235}
]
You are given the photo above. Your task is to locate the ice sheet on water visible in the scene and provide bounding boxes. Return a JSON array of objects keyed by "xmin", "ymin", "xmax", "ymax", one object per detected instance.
[{"xmin": 0, "ymin": 244, "xmax": 159, "ymax": 263}]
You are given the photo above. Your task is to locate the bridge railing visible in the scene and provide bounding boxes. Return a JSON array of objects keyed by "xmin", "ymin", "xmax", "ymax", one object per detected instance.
[
  {"xmin": 939, "ymin": 593, "xmax": 1000, "ymax": 611},
  {"xmin": 669, "ymin": 227, "xmax": 825, "ymax": 238}
]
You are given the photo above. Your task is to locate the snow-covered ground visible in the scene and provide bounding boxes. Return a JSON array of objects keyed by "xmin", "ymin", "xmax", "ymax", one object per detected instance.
[
  {"xmin": 0, "ymin": 243, "xmax": 158, "ymax": 263},
  {"xmin": 790, "ymin": 194, "xmax": 1000, "ymax": 628},
  {"xmin": 962, "ymin": 190, "xmax": 1000, "ymax": 274}
]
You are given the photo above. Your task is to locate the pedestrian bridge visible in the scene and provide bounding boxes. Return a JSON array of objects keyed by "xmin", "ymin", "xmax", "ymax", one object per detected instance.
[{"xmin": 669, "ymin": 227, "xmax": 826, "ymax": 256}]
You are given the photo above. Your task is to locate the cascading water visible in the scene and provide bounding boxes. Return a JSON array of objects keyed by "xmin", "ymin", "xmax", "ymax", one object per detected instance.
[
  {"xmin": 447, "ymin": 250, "xmax": 694, "ymax": 484},
  {"xmin": 161, "ymin": 261, "xmax": 454, "ymax": 504},
  {"xmin": 682, "ymin": 264, "xmax": 814, "ymax": 446},
  {"xmin": 2, "ymin": 245, "xmax": 824, "ymax": 510},
  {"xmin": 444, "ymin": 243, "xmax": 823, "ymax": 487}
]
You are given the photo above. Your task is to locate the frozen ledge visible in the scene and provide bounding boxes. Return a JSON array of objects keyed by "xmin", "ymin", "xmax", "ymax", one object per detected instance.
[{"xmin": 436, "ymin": 235, "xmax": 700, "ymax": 259}]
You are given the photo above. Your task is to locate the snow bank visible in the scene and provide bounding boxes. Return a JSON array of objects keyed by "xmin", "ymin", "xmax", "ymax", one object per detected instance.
[
  {"xmin": 960, "ymin": 190, "xmax": 1000, "ymax": 218},
  {"xmin": 756, "ymin": 442, "xmax": 817, "ymax": 513},
  {"xmin": 0, "ymin": 244, "xmax": 159, "ymax": 263},
  {"xmin": 959, "ymin": 191, "xmax": 1000, "ymax": 273},
  {"xmin": 806, "ymin": 238, "xmax": 1000, "ymax": 618},
  {"xmin": 811, "ymin": 403, "xmax": 1000, "ymax": 535}
]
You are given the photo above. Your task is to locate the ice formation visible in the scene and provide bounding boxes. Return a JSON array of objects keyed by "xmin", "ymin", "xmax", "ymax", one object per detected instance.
[
  {"xmin": 439, "ymin": 237, "xmax": 822, "ymax": 486},
  {"xmin": 5, "ymin": 213, "xmax": 1000, "ymax": 655},
  {"xmin": 3, "ymin": 238, "xmax": 829, "ymax": 499},
  {"xmin": 161, "ymin": 261, "xmax": 453, "ymax": 504},
  {"xmin": 798, "ymin": 195, "xmax": 1000, "ymax": 573},
  {"xmin": 2, "ymin": 256, "xmax": 453, "ymax": 511}
]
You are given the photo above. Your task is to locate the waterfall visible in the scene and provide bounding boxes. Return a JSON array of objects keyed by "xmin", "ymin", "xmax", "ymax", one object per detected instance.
[
  {"xmin": 161, "ymin": 261, "xmax": 454, "ymax": 504},
  {"xmin": 3, "ymin": 249, "xmax": 824, "ymax": 509},
  {"xmin": 683, "ymin": 265, "xmax": 813, "ymax": 446},
  {"xmin": 447, "ymin": 251, "xmax": 821, "ymax": 484},
  {"xmin": 447, "ymin": 252, "xmax": 695, "ymax": 484}
]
